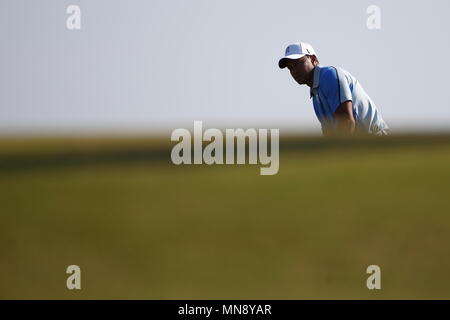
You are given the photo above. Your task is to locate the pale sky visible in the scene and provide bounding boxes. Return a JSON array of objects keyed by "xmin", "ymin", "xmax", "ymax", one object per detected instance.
[{"xmin": 1, "ymin": 0, "xmax": 449, "ymax": 135}]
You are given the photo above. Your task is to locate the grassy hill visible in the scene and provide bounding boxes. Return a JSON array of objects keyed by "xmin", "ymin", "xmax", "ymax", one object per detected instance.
[{"xmin": 1, "ymin": 135, "xmax": 449, "ymax": 299}]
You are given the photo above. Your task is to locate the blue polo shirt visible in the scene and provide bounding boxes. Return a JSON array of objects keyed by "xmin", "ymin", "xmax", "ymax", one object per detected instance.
[{"xmin": 310, "ymin": 65, "xmax": 389, "ymax": 135}]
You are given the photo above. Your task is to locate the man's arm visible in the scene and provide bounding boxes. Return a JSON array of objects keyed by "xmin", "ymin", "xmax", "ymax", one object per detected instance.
[
  {"xmin": 319, "ymin": 68, "xmax": 356, "ymax": 136},
  {"xmin": 334, "ymin": 100, "xmax": 356, "ymax": 135}
]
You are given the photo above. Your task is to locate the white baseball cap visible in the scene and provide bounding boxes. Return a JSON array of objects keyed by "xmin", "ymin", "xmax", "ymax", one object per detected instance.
[{"xmin": 278, "ymin": 42, "xmax": 317, "ymax": 69}]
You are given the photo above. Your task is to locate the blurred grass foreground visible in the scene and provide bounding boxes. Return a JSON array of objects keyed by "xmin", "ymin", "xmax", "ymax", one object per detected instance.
[{"xmin": 0, "ymin": 134, "xmax": 450, "ymax": 299}]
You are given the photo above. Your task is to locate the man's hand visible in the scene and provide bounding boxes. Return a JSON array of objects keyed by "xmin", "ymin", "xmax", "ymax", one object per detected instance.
[{"xmin": 334, "ymin": 100, "xmax": 356, "ymax": 135}]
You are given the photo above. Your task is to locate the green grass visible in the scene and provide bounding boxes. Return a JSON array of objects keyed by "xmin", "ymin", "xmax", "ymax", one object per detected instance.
[{"xmin": 1, "ymin": 135, "xmax": 450, "ymax": 299}]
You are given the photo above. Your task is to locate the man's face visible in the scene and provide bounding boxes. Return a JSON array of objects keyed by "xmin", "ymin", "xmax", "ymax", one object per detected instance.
[{"xmin": 285, "ymin": 55, "xmax": 315, "ymax": 85}]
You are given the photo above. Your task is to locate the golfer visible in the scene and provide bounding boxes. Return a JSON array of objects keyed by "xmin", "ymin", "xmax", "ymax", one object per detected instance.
[{"xmin": 279, "ymin": 42, "xmax": 389, "ymax": 136}]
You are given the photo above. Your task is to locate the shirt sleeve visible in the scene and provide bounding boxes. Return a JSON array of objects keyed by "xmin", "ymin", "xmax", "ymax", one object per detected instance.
[{"xmin": 320, "ymin": 67, "xmax": 353, "ymax": 114}]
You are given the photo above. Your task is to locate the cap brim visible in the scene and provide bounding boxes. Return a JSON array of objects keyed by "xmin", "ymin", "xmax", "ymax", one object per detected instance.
[{"xmin": 278, "ymin": 54, "xmax": 306, "ymax": 69}]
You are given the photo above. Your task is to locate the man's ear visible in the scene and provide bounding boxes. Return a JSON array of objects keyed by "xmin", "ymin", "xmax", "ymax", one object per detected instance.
[{"xmin": 312, "ymin": 55, "xmax": 319, "ymax": 66}]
